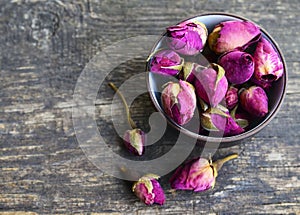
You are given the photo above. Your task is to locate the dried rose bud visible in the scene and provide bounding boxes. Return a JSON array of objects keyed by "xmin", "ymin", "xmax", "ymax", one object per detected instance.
[
  {"xmin": 161, "ymin": 80, "xmax": 197, "ymax": 125},
  {"xmin": 179, "ymin": 62, "xmax": 206, "ymax": 83},
  {"xmin": 108, "ymin": 82, "xmax": 146, "ymax": 156},
  {"xmin": 218, "ymin": 51, "xmax": 254, "ymax": 84},
  {"xmin": 201, "ymin": 107, "xmax": 244, "ymax": 136},
  {"xmin": 208, "ymin": 20, "xmax": 261, "ymax": 54},
  {"xmin": 225, "ymin": 86, "xmax": 239, "ymax": 110},
  {"xmin": 167, "ymin": 21, "xmax": 208, "ymax": 55},
  {"xmin": 240, "ymin": 86, "xmax": 269, "ymax": 117},
  {"xmin": 194, "ymin": 63, "xmax": 228, "ymax": 107},
  {"xmin": 123, "ymin": 128, "xmax": 145, "ymax": 156},
  {"xmin": 132, "ymin": 174, "xmax": 165, "ymax": 205},
  {"xmin": 170, "ymin": 154, "xmax": 238, "ymax": 192},
  {"xmin": 252, "ymin": 38, "xmax": 284, "ymax": 87},
  {"xmin": 149, "ymin": 49, "xmax": 184, "ymax": 76}
]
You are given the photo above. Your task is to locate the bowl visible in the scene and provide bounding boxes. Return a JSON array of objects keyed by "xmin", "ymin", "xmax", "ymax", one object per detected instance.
[{"xmin": 146, "ymin": 13, "xmax": 287, "ymax": 146}]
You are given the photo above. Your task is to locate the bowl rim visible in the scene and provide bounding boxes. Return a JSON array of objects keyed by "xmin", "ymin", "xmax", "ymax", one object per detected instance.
[{"xmin": 146, "ymin": 12, "xmax": 288, "ymax": 143}]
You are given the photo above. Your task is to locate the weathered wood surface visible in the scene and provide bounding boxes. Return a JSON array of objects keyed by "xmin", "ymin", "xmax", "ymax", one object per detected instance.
[{"xmin": 0, "ymin": 0, "xmax": 299, "ymax": 214}]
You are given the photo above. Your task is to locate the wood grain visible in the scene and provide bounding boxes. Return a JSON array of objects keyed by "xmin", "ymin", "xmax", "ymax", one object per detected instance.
[{"xmin": 0, "ymin": 0, "xmax": 299, "ymax": 214}]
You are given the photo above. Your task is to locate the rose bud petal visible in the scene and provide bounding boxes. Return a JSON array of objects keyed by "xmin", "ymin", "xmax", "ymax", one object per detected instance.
[
  {"xmin": 166, "ymin": 21, "xmax": 208, "ymax": 55},
  {"xmin": 123, "ymin": 128, "xmax": 145, "ymax": 156},
  {"xmin": 161, "ymin": 80, "xmax": 197, "ymax": 125},
  {"xmin": 218, "ymin": 51, "xmax": 254, "ymax": 84},
  {"xmin": 170, "ymin": 154, "xmax": 238, "ymax": 192},
  {"xmin": 225, "ymin": 86, "xmax": 239, "ymax": 110},
  {"xmin": 201, "ymin": 107, "xmax": 244, "ymax": 136},
  {"xmin": 132, "ymin": 174, "xmax": 165, "ymax": 205},
  {"xmin": 208, "ymin": 20, "xmax": 261, "ymax": 54},
  {"xmin": 149, "ymin": 49, "xmax": 184, "ymax": 76},
  {"xmin": 194, "ymin": 63, "xmax": 228, "ymax": 107},
  {"xmin": 252, "ymin": 38, "xmax": 284, "ymax": 87},
  {"xmin": 240, "ymin": 86, "xmax": 269, "ymax": 117}
]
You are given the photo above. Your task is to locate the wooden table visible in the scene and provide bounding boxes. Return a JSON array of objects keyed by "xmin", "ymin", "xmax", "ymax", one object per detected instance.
[{"xmin": 0, "ymin": 0, "xmax": 299, "ymax": 214}]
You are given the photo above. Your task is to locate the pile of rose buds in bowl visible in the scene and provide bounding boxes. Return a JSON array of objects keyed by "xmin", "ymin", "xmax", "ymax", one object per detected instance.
[
  {"xmin": 109, "ymin": 19, "xmax": 284, "ymax": 206},
  {"xmin": 149, "ymin": 19, "xmax": 284, "ymax": 137}
]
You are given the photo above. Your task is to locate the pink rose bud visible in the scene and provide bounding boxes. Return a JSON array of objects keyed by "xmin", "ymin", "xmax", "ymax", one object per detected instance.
[
  {"xmin": 170, "ymin": 154, "xmax": 238, "ymax": 192},
  {"xmin": 252, "ymin": 38, "xmax": 284, "ymax": 87},
  {"xmin": 225, "ymin": 86, "xmax": 239, "ymax": 110},
  {"xmin": 179, "ymin": 62, "xmax": 205, "ymax": 83},
  {"xmin": 149, "ymin": 49, "xmax": 184, "ymax": 76},
  {"xmin": 218, "ymin": 51, "xmax": 255, "ymax": 84},
  {"xmin": 132, "ymin": 174, "xmax": 165, "ymax": 205},
  {"xmin": 161, "ymin": 80, "xmax": 197, "ymax": 125},
  {"xmin": 123, "ymin": 128, "xmax": 145, "ymax": 156},
  {"xmin": 240, "ymin": 86, "xmax": 269, "ymax": 117},
  {"xmin": 194, "ymin": 63, "xmax": 228, "ymax": 107},
  {"xmin": 201, "ymin": 107, "xmax": 244, "ymax": 136},
  {"xmin": 208, "ymin": 20, "xmax": 261, "ymax": 54},
  {"xmin": 167, "ymin": 21, "xmax": 208, "ymax": 55}
]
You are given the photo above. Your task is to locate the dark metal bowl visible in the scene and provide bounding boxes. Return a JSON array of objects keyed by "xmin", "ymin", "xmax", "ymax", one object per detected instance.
[{"xmin": 146, "ymin": 13, "xmax": 287, "ymax": 147}]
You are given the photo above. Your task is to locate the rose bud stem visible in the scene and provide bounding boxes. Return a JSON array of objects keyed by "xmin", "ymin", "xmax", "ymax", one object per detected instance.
[
  {"xmin": 108, "ymin": 82, "xmax": 137, "ymax": 129},
  {"xmin": 212, "ymin": 153, "xmax": 238, "ymax": 172}
]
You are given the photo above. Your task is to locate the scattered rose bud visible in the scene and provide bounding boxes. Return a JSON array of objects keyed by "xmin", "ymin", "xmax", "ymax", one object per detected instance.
[
  {"xmin": 252, "ymin": 38, "xmax": 284, "ymax": 87},
  {"xmin": 108, "ymin": 82, "xmax": 147, "ymax": 155},
  {"xmin": 170, "ymin": 154, "xmax": 238, "ymax": 192},
  {"xmin": 208, "ymin": 20, "xmax": 261, "ymax": 54},
  {"xmin": 166, "ymin": 21, "xmax": 208, "ymax": 55},
  {"xmin": 149, "ymin": 49, "xmax": 184, "ymax": 76},
  {"xmin": 240, "ymin": 86, "xmax": 269, "ymax": 117},
  {"xmin": 201, "ymin": 107, "xmax": 244, "ymax": 136},
  {"xmin": 132, "ymin": 174, "xmax": 165, "ymax": 205},
  {"xmin": 194, "ymin": 63, "xmax": 228, "ymax": 107},
  {"xmin": 225, "ymin": 86, "xmax": 239, "ymax": 110},
  {"xmin": 218, "ymin": 51, "xmax": 254, "ymax": 84},
  {"xmin": 161, "ymin": 80, "xmax": 197, "ymax": 125},
  {"xmin": 123, "ymin": 128, "xmax": 145, "ymax": 156}
]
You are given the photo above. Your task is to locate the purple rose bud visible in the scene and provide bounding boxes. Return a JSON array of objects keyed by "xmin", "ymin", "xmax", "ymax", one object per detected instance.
[
  {"xmin": 225, "ymin": 86, "xmax": 239, "ymax": 110},
  {"xmin": 225, "ymin": 116, "xmax": 245, "ymax": 136},
  {"xmin": 208, "ymin": 21, "xmax": 261, "ymax": 54},
  {"xmin": 218, "ymin": 51, "xmax": 255, "ymax": 84},
  {"xmin": 149, "ymin": 49, "xmax": 183, "ymax": 76},
  {"xmin": 201, "ymin": 107, "xmax": 244, "ymax": 136},
  {"xmin": 167, "ymin": 21, "xmax": 208, "ymax": 55},
  {"xmin": 240, "ymin": 86, "xmax": 269, "ymax": 117},
  {"xmin": 161, "ymin": 80, "xmax": 197, "ymax": 125},
  {"xmin": 123, "ymin": 128, "xmax": 145, "ymax": 156},
  {"xmin": 194, "ymin": 63, "xmax": 228, "ymax": 107},
  {"xmin": 170, "ymin": 154, "xmax": 238, "ymax": 192},
  {"xmin": 132, "ymin": 174, "xmax": 165, "ymax": 205},
  {"xmin": 252, "ymin": 38, "xmax": 284, "ymax": 87}
]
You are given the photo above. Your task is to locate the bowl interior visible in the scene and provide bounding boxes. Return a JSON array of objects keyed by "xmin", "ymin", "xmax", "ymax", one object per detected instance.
[{"xmin": 147, "ymin": 13, "xmax": 287, "ymax": 144}]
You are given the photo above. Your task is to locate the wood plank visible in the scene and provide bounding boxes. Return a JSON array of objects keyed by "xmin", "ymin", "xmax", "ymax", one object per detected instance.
[{"xmin": 0, "ymin": 0, "xmax": 299, "ymax": 214}]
